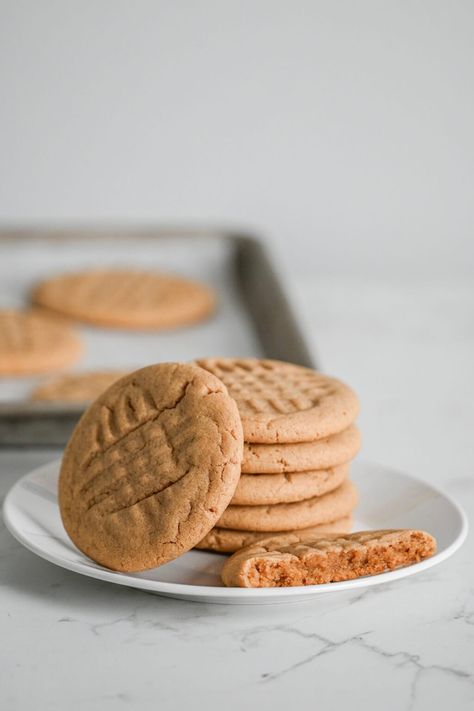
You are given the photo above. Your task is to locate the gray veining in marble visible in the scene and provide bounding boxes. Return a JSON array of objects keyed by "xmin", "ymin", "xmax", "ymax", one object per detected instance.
[{"xmin": 1, "ymin": 275, "xmax": 473, "ymax": 710}]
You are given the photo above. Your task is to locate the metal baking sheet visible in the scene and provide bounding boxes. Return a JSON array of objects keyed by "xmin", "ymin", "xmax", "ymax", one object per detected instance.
[{"xmin": 0, "ymin": 227, "xmax": 315, "ymax": 445}]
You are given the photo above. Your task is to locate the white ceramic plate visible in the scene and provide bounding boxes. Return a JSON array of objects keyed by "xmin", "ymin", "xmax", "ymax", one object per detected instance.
[{"xmin": 3, "ymin": 459, "xmax": 467, "ymax": 604}]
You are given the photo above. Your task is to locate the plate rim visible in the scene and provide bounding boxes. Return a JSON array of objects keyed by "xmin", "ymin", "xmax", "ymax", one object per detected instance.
[{"xmin": 2, "ymin": 459, "xmax": 469, "ymax": 601}]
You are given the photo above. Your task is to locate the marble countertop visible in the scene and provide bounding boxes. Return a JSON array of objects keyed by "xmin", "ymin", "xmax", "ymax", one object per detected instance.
[{"xmin": 1, "ymin": 274, "xmax": 473, "ymax": 710}]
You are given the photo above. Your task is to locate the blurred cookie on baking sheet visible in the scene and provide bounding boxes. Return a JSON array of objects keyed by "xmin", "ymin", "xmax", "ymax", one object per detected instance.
[
  {"xmin": 31, "ymin": 269, "xmax": 216, "ymax": 330},
  {"xmin": 31, "ymin": 370, "xmax": 128, "ymax": 403},
  {"xmin": 0, "ymin": 309, "xmax": 82, "ymax": 376}
]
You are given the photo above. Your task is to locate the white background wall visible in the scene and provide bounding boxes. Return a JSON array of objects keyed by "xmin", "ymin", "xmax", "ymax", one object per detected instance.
[{"xmin": 1, "ymin": 1, "xmax": 473, "ymax": 276}]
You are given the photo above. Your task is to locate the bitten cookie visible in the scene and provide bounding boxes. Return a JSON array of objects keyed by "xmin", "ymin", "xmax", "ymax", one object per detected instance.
[
  {"xmin": 221, "ymin": 529, "xmax": 437, "ymax": 587},
  {"xmin": 0, "ymin": 309, "xmax": 82, "ymax": 376},
  {"xmin": 195, "ymin": 515, "xmax": 353, "ymax": 553},
  {"xmin": 196, "ymin": 358, "xmax": 359, "ymax": 443},
  {"xmin": 32, "ymin": 370, "xmax": 128, "ymax": 402},
  {"xmin": 59, "ymin": 363, "xmax": 243, "ymax": 572},
  {"xmin": 230, "ymin": 463, "xmax": 348, "ymax": 506},
  {"xmin": 217, "ymin": 479, "xmax": 358, "ymax": 531},
  {"xmin": 242, "ymin": 425, "xmax": 360, "ymax": 473},
  {"xmin": 32, "ymin": 269, "xmax": 216, "ymax": 330}
]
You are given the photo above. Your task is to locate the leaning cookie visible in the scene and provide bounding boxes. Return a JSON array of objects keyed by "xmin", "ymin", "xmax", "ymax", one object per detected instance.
[
  {"xmin": 195, "ymin": 515, "xmax": 353, "ymax": 553},
  {"xmin": 59, "ymin": 363, "xmax": 243, "ymax": 572},
  {"xmin": 221, "ymin": 529, "xmax": 437, "ymax": 587}
]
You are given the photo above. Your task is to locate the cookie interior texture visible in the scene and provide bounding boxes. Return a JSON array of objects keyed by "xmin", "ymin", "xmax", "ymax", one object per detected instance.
[
  {"xmin": 221, "ymin": 529, "xmax": 437, "ymax": 587},
  {"xmin": 59, "ymin": 363, "xmax": 243, "ymax": 572},
  {"xmin": 32, "ymin": 269, "xmax": 216, "ymax": 330},
  {"xmin": 196, "ymin": 357, "xmax": 359, "ymax": 443},
  {"xmin": 0, "ymin": 308, "xmax": 82, "ymax": 376}
]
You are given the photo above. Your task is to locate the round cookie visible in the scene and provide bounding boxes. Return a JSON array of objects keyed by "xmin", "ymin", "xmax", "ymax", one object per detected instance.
[
  {"xmin": 196, "ymin": 515, "xmax": 353, "ymax": 553},
  {"xmin": 0, "ymin": 309, "xmax": 82, "ymax": 376},
  {"xmin": 32, "ymin": 269, "xmax": 216, "ymax": 330},
  {"xmin": 231, "ymin": 463, "xmax": 348, "ymax": 506},
  {"xmin": 59, "ymin": 363, "xmax": 243, "ymax": 572},
  {"xmin": 242, "ymin": 424, "xmax": 360, "ymax": 473},
  {"xmin": 32, "ymin": 370, "xmax": 128, "ymax": 402},
  {"xmin": 217, "ymin": 480, "xmax": 358, "ymax": 532},
  {"xmin": 196, "ymin": 358, "xmax": 359, "ymax": 443}
]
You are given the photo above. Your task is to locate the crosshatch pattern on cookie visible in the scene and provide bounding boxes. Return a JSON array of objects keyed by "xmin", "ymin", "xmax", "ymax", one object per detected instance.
[
  {"xmin": 59, "ymin": 363, "xmax": 243, "ymax": 572},
  {"xmin": 196, "ymin": 358, "xmax": 359, "ymax": 444},
  {"xmin": 78, "ymin": 398, "xmax": 202, "ymax": 514},
  {"xmin": 199, "ymin": 359, "xmax": 337, "ymax": 416},
  {"xmin": 74, "ymin": 375, "xmax": 224, "ymax": 513}
]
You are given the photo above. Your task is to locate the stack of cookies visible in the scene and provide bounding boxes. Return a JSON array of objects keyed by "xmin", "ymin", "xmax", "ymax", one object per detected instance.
[
  {"xmin": 57, "ymin": 360, "xmax": 436, "ymax": 582},
  {"xmin": 196, "ymin": 358, "xmax": 360, "ymax": 553}
]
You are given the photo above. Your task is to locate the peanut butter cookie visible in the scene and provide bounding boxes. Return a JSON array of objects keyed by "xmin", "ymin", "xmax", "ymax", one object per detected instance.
[
  {"xmin": 221, "ymin": 529, "xmax": 436, "ymax": 587},
  {"xmin": 33, "ymin": 269, "xmax": 215, "ymax": 330},
  {"xmin": 196, "ymin": 358, "xmax": 359, "ymax": 443},
  {"xmin": 230, "ymin": 463, "xmax": 348, "ymax": 506},
  {"xmin": 0, "ymin": 309, "xmax": 82, "ymax": 376},
  {"xmin": 59, "ymin": 363, "xmax": 243, "ymax": 572},
  {"xmin": 217, "ymin": 479, "xmax": 357, "ymax": 532},
  {"xmin": 32, "ymin": 370, "xmax": 128, "ymax": 402},
  {"xmin": 242, "ymin": 425, "xmax": 360, "ymax": 473}
]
